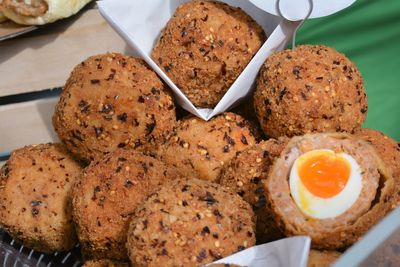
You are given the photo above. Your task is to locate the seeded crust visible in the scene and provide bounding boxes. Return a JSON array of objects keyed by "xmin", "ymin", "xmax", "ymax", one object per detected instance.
[
  {"xmin": 72, "ymin": 149, "xmax": 179, "ymax": 260},
  {"xmin": 53, "ymin": 53, "xmax": 176, "ymax": 162},
  {"xmin": 0, "ymin": 144, "xmax": 82, "ymax": 253},
  {"xmin": 254, "ymin": 45, "xmax": 367, "ymax": 138},
  {"xmin": 127, "ymin": 178, "xmax": 255, "ymax": 267},
  {"xmin": 218, "ymin": 138, "xmax": 289, "ymax": 243},
  {"xmin": 265, "ymin": 133, "xmax": 395, "ymax": 249},
  {"xmin": 152, "ymin": 0, "xmax": 265, "ymax": 107},
  {"xmin": 156, "ymin": 112, "xmax": 256, "ymax": 182},
  {"xmin": 82, "ymin": 259, "xmax": 129, "ymax": 267},
  {"xmin": 307, "ymin": 250, "xmax": 341, "ymax": 267},
  {"xmin": 231, "ymin": 95, "xmax": 265, "ymax": 141},
  {"xmin": 356, "ymin": 128, "xmax": 400, "ymax": 205}
]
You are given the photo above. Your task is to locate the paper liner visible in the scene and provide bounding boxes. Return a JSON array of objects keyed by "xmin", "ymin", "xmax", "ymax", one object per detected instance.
[
  {"xmin": 97, "ymin": 0, "xmax": 300, "ymax": 120},
  {"xmin": 206, "ymin": 236, "xmax": 311, "ymax": 267}
]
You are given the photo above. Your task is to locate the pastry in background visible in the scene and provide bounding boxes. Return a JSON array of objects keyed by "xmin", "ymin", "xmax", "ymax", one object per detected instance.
[
  {"xmin": 265, "ymin": 133, "xmax": 395, "ymax": 250},
  {"xmin": 218, "ymin": 138, "xmax": 289, "ymax": 243},
  {"xmin": 0, "ymin": 144, "xmax": 82, "ymax": 253},
  {"xmin": 356, "ymin": 128, "xmax": 400, "ymax": 205},
  {"xmin": 307, "ymin": 250, "xmax": 341, "ymax": 267},
  {"xmin": 0, "ymin": 15, "xmax": 6, "ymax": 23},
  {"xmin": 0, "ymin": 10, "xmax": 7, "ymax": 23},
  {"xmin": 127, "ymin": 178, "xmax": 255, "ymax": 267},
  {"xmin": 1, "ymin": 0, "xmax": 91, "ymax": 25},
  {"xmin": 254, "ymin": 45, "xmax": 367, "ymax": 138},
  {"xmin": 0, "ymin": 0, "xmax": 7, "ymax": 23},
  {"xmin": 152, "ymin": 0, "xmax": 265, "ymax": 107},
  {"xmin": 156, "ymin": 112, "xmax": 256, "ymax": 182},
  {"xmin": 53, "ymin": 53, "xmax": 176, "ymax": 162},
  {"xmin": 72, "ymin": 149, "xmax": 179, "ymax": 261}
]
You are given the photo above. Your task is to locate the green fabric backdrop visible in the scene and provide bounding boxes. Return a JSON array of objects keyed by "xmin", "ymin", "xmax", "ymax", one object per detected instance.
[{"xmin": 296, "ymin": 0, "xmax": 400, "ymax": 141}]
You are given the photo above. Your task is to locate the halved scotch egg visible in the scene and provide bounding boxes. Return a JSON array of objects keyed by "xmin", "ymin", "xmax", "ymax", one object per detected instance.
[
  {"xmin": 290, "ymin": 149, "xmax": 362, "ymax": 219},
  {"xmin": 264, "ymin": 133, "xmax": 395, "ymax": 249}
]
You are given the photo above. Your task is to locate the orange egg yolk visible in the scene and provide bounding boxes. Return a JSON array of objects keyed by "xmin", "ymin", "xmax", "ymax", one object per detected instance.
[{"xmin": 298, "ymin": 152, "xmax": 351, "ymax": 198}]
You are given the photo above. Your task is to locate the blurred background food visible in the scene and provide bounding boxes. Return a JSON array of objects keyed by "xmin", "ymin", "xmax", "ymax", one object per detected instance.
[{"xmin": 0, "ymin": 0, "xmax": 92, "ymax": 25}]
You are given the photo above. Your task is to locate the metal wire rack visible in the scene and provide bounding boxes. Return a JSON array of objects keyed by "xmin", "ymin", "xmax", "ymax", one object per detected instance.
[{"xmin": 0, "ymin": 228, "xmax": 82, "ymax": 267}]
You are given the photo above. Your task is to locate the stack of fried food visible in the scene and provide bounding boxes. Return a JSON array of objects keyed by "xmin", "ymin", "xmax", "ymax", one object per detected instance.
[{"xmin": 1, "ymin": 1, "xmax": 399, "ymax": 267}]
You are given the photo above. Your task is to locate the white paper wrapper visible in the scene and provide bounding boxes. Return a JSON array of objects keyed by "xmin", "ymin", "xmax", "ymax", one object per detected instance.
[
  {"xmin": 97, "ymin": 0, "xmax": 299, "ymax": 120},
  {"xmin": 206, "ymin": 236, "xmax": 311, "ymax": 267}
]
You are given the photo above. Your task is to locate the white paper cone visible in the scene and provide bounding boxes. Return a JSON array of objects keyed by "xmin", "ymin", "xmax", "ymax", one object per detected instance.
[
  {"xmin": 205, "ymin": 236, "xmax": 311, "ymax": 267},
  {"xmin": 97, "ymin": 0, "xmax": 299, "ymax": 120}
]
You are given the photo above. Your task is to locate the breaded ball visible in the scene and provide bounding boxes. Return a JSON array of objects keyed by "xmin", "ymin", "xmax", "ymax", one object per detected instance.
[
  {"xmin": 231, "ymin": 95, "xmax": 265, "ymax": 141},
  {"xmin": 82, "ymin": 259, "xmax": 128, "ymax": 267},
  {"xmin": 254, "ymin": 45, "xmax": 367, "ymax": 138},
  {"xmin": 72, "ymin": 149, "xmax": 179, "ymax": 260},
  {"xmin": 152, "ymin": 0, "xmax": 265, "ymax": 107},
  {"xmin": 356, "ymin": 129, "xmax": 400, "ymax": 178},
  {"xmin": 53, "ymin": 53, "xmax": 176, "ymax": 162},
  {"xmin": 157, "ymin": 112, "xmax": 256, "ymax": 182},
  {"xmin": 265, "ymin": 133, "xmax": 395, "ymax": 249},
  {"xmin": 308, "ymin": 250, "xmax": 341, "ymax": 267},
  {"xmin": 0, "ymin": 144, "xmax": 82, "ymax": 253},
  {"xmin": 127, "ymin": 178, "xmax": 255, "ymax": 267},
  {"xmin": 218, "ymin": 138, "xmax": 288, "ymax": 243},
  {"xmin": 356, "ymin": 128, "xmax": 400, "ymax": 205}
]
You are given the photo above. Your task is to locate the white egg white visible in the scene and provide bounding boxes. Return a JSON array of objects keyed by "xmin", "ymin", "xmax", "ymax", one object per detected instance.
[{"xmin": 289, "ymin": 149, "xmax": 362, "ymax": 219}]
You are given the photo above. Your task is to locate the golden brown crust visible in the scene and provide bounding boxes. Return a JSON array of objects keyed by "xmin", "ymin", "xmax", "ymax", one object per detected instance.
[
  {"xmin": 265, "ymin": 133, "xmax": 395, "ymax": 249},
  {"xmin": 127, "ymin": 178, "xmax": 255, "ymax": 267},
  {"xmin": 82, "ymin": 259, "xmax": 129, "ymax": 267},
  {"xmin": 156, "ymin": 112, "xmax": 256, "ymax": 182},
  {"xmin": 152, "ymin": 0, "xmax": 265, "ymax": 107},
  {"xmin": 53, "ymin": 53, "xmax": 176, "ymax": 162},
  {"xmin": 72, "ymin": 149, "xmax": 179, "ymax": 260},
  {"xmin": 0, "ymin": 144, "xmax": 82, "ymax": 253},
  {"xmin": 218, "ymin": 138, "xmax": 289, "ymax": 243},
  {"xmin": 231, "ymin": 96, "xmax": 265, "ymax": 141},
  {"xmin": 356, "ymin": 128, "xmax": 400, "ymax": 205},
  {"xmin": 307, "ymin": 250, "xmax": 341, "ymax": 267},
  {"xmin": 218, "ymin": 138, "xmax": 289, "ymax": 204},
  {"xmin": 254, "ymin": 45, "xmax": 367, "ymax": 138}
]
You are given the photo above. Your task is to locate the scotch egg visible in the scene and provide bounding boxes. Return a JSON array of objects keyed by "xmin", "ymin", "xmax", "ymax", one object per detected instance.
[
  {"xmin": 265, "ymin": 133, "xmax": 395, "ymax": 250},
  {"xmin": 289, "ymin": 149, "xmax": 362, "ymax": 219}
]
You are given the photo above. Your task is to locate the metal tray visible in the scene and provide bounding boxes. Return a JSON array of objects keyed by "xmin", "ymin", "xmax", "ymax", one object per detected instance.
[{"xmin": 0, "ymin": 229, "xmax": 82, "ymax": 267}]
